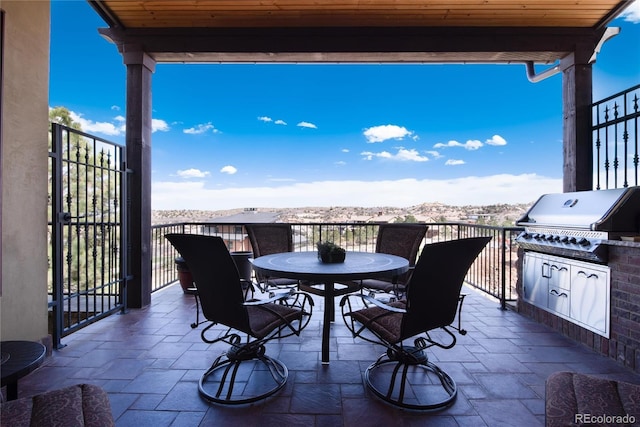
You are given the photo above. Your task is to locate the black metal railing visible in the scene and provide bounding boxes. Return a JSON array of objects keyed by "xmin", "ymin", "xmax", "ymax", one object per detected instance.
[
  {"xmin": 592, "ymin": 84, "xmax": 640, "ymax": 190},
  {"xmin": 48, "ymin": 123, "xmax": 127, "ymax": 347},
  {"xmin": 151, "ymin": 222, "xmax": 522, "ymax": 308}
]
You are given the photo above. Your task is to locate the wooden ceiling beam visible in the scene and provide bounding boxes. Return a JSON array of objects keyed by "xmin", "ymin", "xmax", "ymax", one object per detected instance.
[{"xmin": 100, "ymin": 25, "xmax": 605, "ymax": 64}]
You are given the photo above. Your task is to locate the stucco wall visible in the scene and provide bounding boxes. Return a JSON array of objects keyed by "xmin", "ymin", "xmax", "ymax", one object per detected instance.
[{"xmin": 1, "ymin": 1, "xmax": 50, "ymax": 341}]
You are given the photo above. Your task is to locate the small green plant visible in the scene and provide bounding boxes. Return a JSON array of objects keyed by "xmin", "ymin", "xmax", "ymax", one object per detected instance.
[{"xmin": 317, "ymin": 241, "xmax": 346, "ymax": 263}]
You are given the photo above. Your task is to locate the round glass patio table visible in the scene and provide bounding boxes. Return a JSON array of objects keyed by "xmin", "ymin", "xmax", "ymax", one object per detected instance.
[{"xmin": 251, "ymin": 251, "xmax": 409, "ymax": 364}]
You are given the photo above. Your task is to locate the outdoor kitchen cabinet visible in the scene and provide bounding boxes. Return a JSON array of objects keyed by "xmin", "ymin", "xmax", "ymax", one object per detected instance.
[
  {"xmin": 522, "ymin": 252, "xmax": 610, "ymax": 337},
  {"xmin": 569, "ymin": 262, "xmax": 610, "ymax": 335}
]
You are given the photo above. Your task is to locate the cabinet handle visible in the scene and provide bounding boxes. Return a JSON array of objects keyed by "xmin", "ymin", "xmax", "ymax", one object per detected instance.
[
  {"xmin": 542, "ymin": 262, "xmax": 551, "ymax": 278},
  {"xmin": 549, "ymin": 289, "xmax": 568, "ymax": 298},
  {"xmin": 577, "ymin": 270, "xmax": 599, "ymax": 279}
]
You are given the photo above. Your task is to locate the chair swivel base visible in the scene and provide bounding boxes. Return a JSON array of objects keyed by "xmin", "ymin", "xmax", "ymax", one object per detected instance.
[
  {"xmin": 364, "ymin": 346, "xmax": 457, "ymax": 411},
  {"xmin": 198, "ymin": 344, "xmax": 288, "ymax": 405}
]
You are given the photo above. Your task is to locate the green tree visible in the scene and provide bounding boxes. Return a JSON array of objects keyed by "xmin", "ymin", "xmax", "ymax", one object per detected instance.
[
  {"xmin": 49, "ymin": 106, "xmax": 82, "ymax": 130},
  {"xmin": 393, "ymin": 214, "xmax": 418, "ymax": 223}
]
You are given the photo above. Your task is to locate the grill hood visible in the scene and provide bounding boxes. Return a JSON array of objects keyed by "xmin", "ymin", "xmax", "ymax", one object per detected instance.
[{"xmin": 516, "ymin": 187, "xmax": 640, "ymax": 232}]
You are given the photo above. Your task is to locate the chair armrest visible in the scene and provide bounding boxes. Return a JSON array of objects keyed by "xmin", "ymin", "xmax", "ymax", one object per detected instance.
[
  {"xmin": 360, "ymin": 294, "xmax": 407, "ymax": 313},
  {"xmin": 244, "ymin": 289, "xmax": 295, "ymax": 306}
]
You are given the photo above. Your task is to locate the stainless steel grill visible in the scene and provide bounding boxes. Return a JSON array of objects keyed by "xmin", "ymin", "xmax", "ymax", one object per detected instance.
[{"xmin": 516, "ymin": 187, "xmax": 640, "ymax": 263}]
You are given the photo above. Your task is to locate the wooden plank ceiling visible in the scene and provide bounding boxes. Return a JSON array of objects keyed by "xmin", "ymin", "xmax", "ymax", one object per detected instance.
[
  {"xmin": 89, "ymin": 0, "xmax": 633, "ymax": 63},
  {"xmin": 94, "ymin": 0, "xmax": 628, "ymax": 28}
]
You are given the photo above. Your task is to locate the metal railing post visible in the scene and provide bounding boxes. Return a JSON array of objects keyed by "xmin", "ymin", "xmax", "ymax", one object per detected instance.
[
  {"xmin": 50, "ymin": 123, "xmax": 65, "ymax": 348},
  {"xmin": 500, "ymin": 227, "xmax": 507, "ymax": 310}
]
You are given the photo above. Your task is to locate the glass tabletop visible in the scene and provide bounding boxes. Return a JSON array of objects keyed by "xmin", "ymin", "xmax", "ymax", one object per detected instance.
[{"xmin": 251, "ymin": 251, "xmax": 409, "ymax": 281}]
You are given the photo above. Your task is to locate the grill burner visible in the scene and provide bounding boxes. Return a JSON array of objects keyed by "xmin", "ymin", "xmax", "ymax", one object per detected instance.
[{"xmin": 516, "ymin": 187, "xmax": 640, "ymax": 263}]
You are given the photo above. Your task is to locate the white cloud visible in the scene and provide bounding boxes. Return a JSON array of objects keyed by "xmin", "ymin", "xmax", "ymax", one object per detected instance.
[
  {"xmin": 424, "ymin": 135, "xmax": 505, "ymax": 151},
  {"xmin": 111, "ymin": 105, "xmax": 120, "ymax": 111},
  {"xmin": 395, "ymin": 149, "xmax": 429, "ymax": 162},
  {"xmin": 87, "ymin": 121, "xmax": 123, "ymax": 136},
  {"xmin": 152, "ymin": 174, "xmax": 562, "ymax": 210},
  {"xmin": 260, "ymin": 117, "xmax": 287, "ymax": 125},
  {"xmin": 465, "ymin": 140, "xmax": 483, "ymax": 150},
  {"xmin": 177, "ymin": 168, "xmax": 210, "ymax": 179},
  {"xmin": 220, "ymin": 165, "xmax": 238, "ymax": 175},
  {"xmin": 426, "ymin": 150, "xmax": 443, "ymax": 159},
  {"xmin": 297, "ymin": 121, "xmax": 318, "ymax": 129},
  {"xmin": 619, "ymin": 1, "xmax": 640, "ymax": 23},
  {"xmin": 342, "ymin": 148, "xmax": 350, "ymax": 153},
  {"xmin": 361, "ymin": 148, "xmax": 429, "ymax": 162},
  {"xmin": 485, "ymin": 134, "xmax": 507, "ymax": 146},
  {"xmin": 69, "ymin": 111, "xmax": 125, "ymax": 136},
  {"xmin": 267, "ymin": 177, "xmax": 297, "ymax": 183},
  {"xmin": 434, "ymin": 140, "xmax": 483, "ymax": 150},
  {"xmin": 183, "ymin": 122, "xmax": 218, "ymax": 135},
  {"xmin": 363, "ymin": 124, "xmax": 413, "ymax": 143},
  {"xmin": 445, "ymin": 159, "xmax": 466, "ymax": 166},
  {"xmin": 335, "ymin": 161, "xmax": 347, "ymax": 166},
  {"xmin": 361, "ymin": 152, "xmax": 377, "ymax": 161},
  {"xmin": 152, "ymin": 119, "xmax": 170, "ymax": 133},
  {"xmin": 66, "ymin": 110, "xmax": 172, "ymax": 136}
]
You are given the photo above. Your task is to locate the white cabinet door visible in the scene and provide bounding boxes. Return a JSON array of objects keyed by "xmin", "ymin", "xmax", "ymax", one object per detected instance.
[
  {"xmin": 523, "ymin": 253, "xmax": 548, "ymax": 308},
  {"xmin": 570, "ymin": 262, "xmax": 610, "ymax": 336}
]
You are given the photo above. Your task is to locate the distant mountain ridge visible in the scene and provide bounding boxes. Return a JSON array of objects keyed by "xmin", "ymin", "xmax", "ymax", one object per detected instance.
[{"xmin": 152, "ymin": 202, "xmax": 532, "ymax": 227}]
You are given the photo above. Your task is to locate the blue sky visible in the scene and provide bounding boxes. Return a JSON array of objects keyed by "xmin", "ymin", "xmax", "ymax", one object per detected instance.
[{"xmin": 49, "ymin": 1, "xmax": 640, "ymax": 210}]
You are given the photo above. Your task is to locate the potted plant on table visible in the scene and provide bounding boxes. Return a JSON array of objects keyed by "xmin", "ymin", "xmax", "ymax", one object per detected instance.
[{"xmin": 317, "ymin": 241, "xmax": 346, "ymax": 263}]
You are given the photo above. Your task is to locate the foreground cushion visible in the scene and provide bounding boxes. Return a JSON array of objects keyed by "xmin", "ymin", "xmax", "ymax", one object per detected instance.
[
  {"xmin": 546, "ymin": 371, "xmax": 640, "ymax": 427},
  {"xmin": 1, "ymin": 383, "xmax": 114, "ymax": 427}
]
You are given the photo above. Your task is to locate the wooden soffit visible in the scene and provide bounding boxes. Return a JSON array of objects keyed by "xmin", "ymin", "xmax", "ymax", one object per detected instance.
[{"xmin": 89, "ymin": 0, "xmax": 633, "ymax": 64}]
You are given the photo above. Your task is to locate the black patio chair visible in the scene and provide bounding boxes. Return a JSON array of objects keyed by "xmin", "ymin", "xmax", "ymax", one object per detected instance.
[
  {"xmin": 357, "ymin": 223, "xmax": 428, "ymax": 299},
  {"xmin": 340, "ymin": 236, "xmax": 491, "ymax": 410},
  {"xmin": 173, "ymin": 254, "xmax": 255, "ymax": 329},
  {"xmin": 165, "ymin": 233, "xmax": 313, "ymax": 405},
  {"xmin": 245, "ymin": 224, "xmax": 299, "ymax": 293}
]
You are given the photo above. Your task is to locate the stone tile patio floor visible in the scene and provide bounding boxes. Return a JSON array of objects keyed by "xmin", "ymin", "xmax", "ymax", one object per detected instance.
[{"xmin": 11, "ymin": 283, "xmax": 640, "ymax": 426}]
